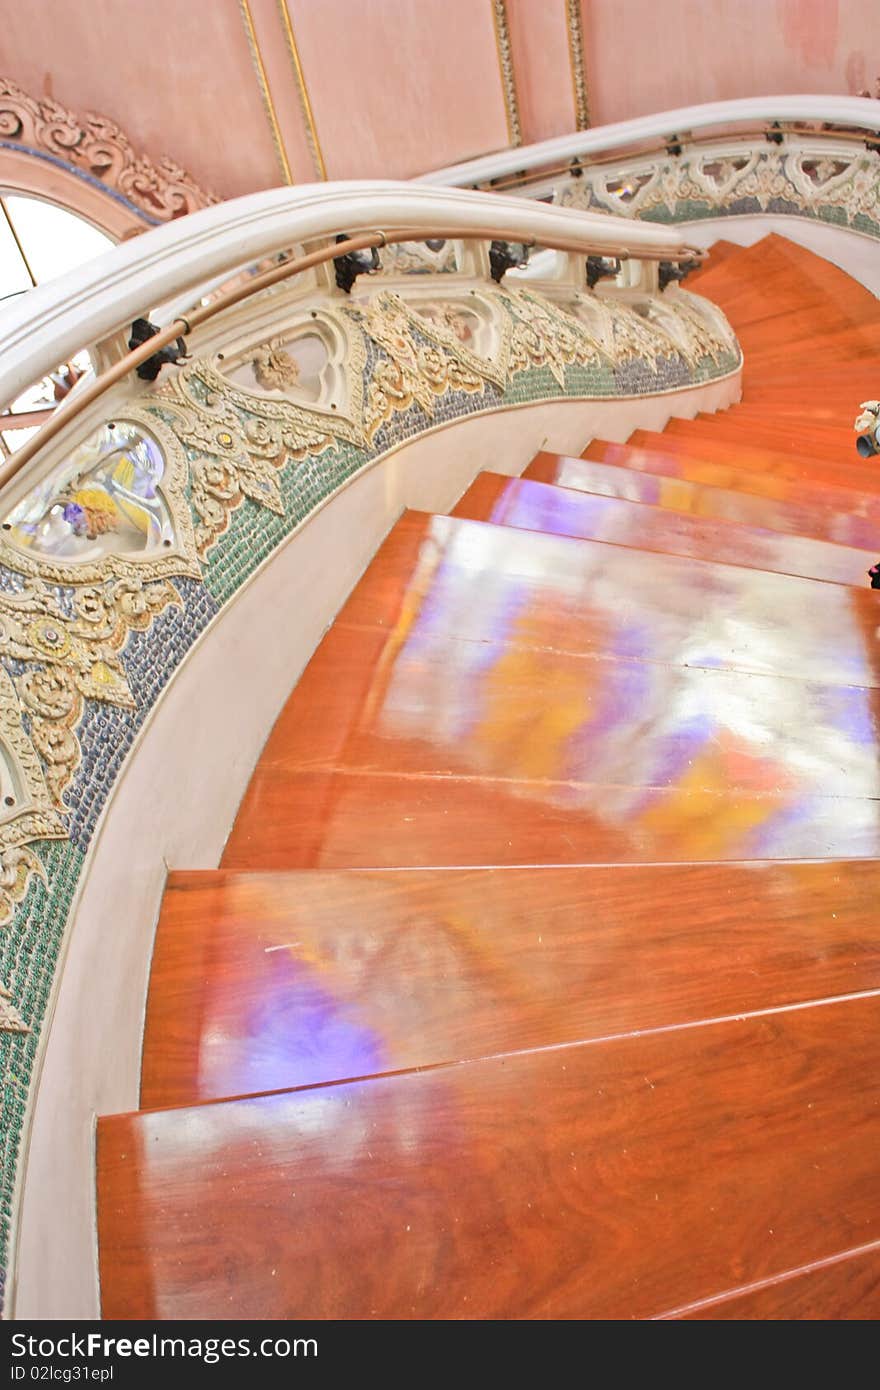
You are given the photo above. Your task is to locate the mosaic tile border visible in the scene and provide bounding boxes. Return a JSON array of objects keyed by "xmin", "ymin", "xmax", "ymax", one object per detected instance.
[
  {"xmin": 0, "ymin": 279, "xmax": 740, "ymax": 1305},
  {"xmin": 556, "ymin": 144, "xmax": 880, "ymax": 240}
]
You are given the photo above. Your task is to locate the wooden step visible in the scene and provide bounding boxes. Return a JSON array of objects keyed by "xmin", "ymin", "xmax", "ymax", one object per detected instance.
[
  {"xmin": 678, "ymin": 1243, "xmax": 880, "ymax": 1319},
  {"xmin": 98, "ymin": 991, "xmax": 880, "ymax": 1319},
  {"xmin": 736, "ymin": 325, "xmax": 880, "ymax": 369},
  {"xmin": 143, "ymin": 860, "xmax": 880, "ymax": 1110},
  {"xmin": 453, "ymin": 471, "xmax": 874, "ymax": 586},
  {"xmin": 221, "ymin": 512, "xmax": 880, "ymax": 871},
  {"xmin": 99, "ymin": 230, "xmax": 880, "ymax": 1323},
  {"xmin": 662, "ymin": 417, "xmax": 865, "ymax": 467},
  {"xmin": 528, "ymin": 452, "xmax": 880, "ymax": 551},
  {"xmin": 625, "ymin": 429, "xmax": 880, "ymax": 494},
  {"xmin": 582, "ymin": 439, "xmax": 880, "ymax": 524},
  {"xmin": 686, "ymin": 235, "xmax": 880, "ymax": 334}
]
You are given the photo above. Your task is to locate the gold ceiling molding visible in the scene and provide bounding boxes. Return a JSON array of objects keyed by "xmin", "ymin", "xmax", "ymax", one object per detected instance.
[
  {"xmin": 491, "ymin": 1, "xmax": 523, "ymax": 148},
  {"xmin": 565, "ymin": 0, "xmax": 591, "ymax": 131},
  {"xmin": 238, "ymin": 0, "xmax": 294, "ymax": 185},
  {"xmin": 277, "ymin": 1, "xmax": 328, "ymax": 180},
  {"xmin": 0, "ymin": 77, "xmax": 219, "ymax": 221}
]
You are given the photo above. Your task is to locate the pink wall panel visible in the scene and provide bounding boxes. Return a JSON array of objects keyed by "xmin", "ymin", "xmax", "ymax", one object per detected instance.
[
  {"xmin": 2, "ymin": 1, "xmax": 878, "ymax": 202},
  {"xmin": 507, "ymin": 0, "xmax": 576, "ymax": 143},
  {"xmin": 584, "ymin": 0, "xmax": 880, "ymax": 125},
  {"xmin": 284, "ymin": 0, "xmax": 511, "ymax": 179},
  {"xmin": 0, "ymin": 0, "xmax": 283, "ymax": 199}
]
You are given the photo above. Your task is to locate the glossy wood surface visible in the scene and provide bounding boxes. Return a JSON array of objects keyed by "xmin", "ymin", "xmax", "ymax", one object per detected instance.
[
  {"xmin": 679, "ymin": 1245, "xmax": 880, "ymax": 1319},
  {"xmin": 624, "ymin": 429, "xmax": 880, "ymax": 494},
  {"xmin": 664, "ymin": 415, "xmax": 860, "ymax": 458},
  {"xmin": 99, "ymin": 234, "xmax": 880, "ymax": 1321},
  {"xmin": 528, "ymin": 451, "xmax": 880, "ymax": 549},
  {"xmin": 143, "ymin": 861, "xmax": 880, "ymax": 1109},
  {"xmin": 99, "ymin": 993, "xmax": 880, "ymax": 1320},
  {"xmin": 221, "ymin": 511, "xmax": 880, "ymax": 869},
  {"xmin": 567, "ymin": 446, "xmax": 880, "ymax": 547},
  {"xmin": 690, "ymin": 238, "xmax": 880, "ymax": 384},
  {"xmin": 453, "ymin": 471, "xmax": 874, "ymax": 585}
]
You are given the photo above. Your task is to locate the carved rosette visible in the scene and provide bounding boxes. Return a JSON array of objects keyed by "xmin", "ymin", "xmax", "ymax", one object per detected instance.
[{"xmin": 0, "ymin": 77, "xmax": 218, "ymax": 221}]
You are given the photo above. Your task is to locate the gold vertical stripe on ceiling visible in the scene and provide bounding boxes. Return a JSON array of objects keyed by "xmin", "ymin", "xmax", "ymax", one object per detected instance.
[
  {"xmin": 491, "ymin": 0, "xmax": 523, "ymax": 148},
  {"xmin": 238, "ymin": 0, "xmax": 294, "ymax": 184},
  {"xmin": 276, "ymin": 0, "xmax": 328, "ymax": 180},
  {"xmin": 565, "ymin": 0, "xmax": 591, "ymax": 130}
]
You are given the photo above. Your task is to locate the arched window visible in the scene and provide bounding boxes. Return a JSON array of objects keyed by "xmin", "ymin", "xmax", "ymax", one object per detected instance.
[{"xmin": 0, "ymin": 195, "xmax": 115, "ymax": 458}]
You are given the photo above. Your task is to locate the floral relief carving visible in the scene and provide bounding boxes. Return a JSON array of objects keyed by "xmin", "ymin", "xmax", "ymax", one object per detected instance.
[
  {"xmin": 557, "ymin": 144, "xmax": 880, "ymax": 236},
  {"xmin": 252, "ymin": 339, "xmax": 300, "ymax": 391},
  {"xmin": 0, "ymin": 575, "xmax": 180, "ymax": 808},
  {"xmin": 0, "ymin": 77, "xmax": 218, "ymax": 222},
  {"xmin": 0, "ymin": 982, "xmax": 26, "ymax": 1033},
  {"xmin": 0, "ymin": 280, "xmax": 739, "ymax": 1003},
  {"xmin": 345, "ymin": 292, "xmax": 502, "ymax": 441}
]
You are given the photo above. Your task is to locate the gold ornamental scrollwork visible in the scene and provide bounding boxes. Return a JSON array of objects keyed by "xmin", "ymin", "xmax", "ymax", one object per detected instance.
[
  {"xmin": 0, "ymin": 279, "xmax": 740, "ymax": 1012},
  {"xmin": 0, "ymin": 77, "xmax": 219, "ymax": 222}
]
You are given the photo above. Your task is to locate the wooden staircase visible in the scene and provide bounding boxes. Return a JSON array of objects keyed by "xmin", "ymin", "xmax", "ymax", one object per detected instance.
[{"xmin": 97, "ymin": 235, "xmax": 880, "ymax": 1320}]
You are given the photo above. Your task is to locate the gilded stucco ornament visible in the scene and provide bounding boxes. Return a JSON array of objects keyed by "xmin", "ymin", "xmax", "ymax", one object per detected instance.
[
  {"xmin": 0, "ymin": 576, "xmax": 180, "ymax": 807},
  {"xmin": 0, "ymin": 77, "xmax": 218, "ymax": 222},
  {"xmin": 346, "ymin": 292, "xmax": 504, "ymax": 440},
  {"xmin": 1, "ymin": 414, "xmax": 201, "ymax": 584},
  {"xmin": 0, "ymin": 572, "xmax": 179, "ymax": 940},
  {"xmin": 0, "ymin": 281, "xmax": 738, "ymax": 1014},
  {"xmin": 557, "ymin": 145, "xmax": 880, "ymax": 237},
  {"xmin": 0, "ymin": 982, "xmax": 26, "ymax": 1033},
  {"xmin": 252, "ymin": 340, "xmax": 300, "ymax": 392}
]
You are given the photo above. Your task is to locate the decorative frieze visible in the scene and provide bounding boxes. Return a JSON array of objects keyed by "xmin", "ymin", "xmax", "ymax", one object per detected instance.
[
  {"xmin": 557, "ymin": 143, "xmax": 880, "ymax": 238},
  {"xmin": 0, "ymin": 77, "xmax": 218, "ymax": 222}
]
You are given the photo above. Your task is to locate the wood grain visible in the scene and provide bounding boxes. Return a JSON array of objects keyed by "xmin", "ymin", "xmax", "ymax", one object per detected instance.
[
  {"xmin": 99, "ymin": 994, "xmax": 880, "ymax": 1320},
  {"xmin": 99, "ymin": 233, "xmax": 880, "ymax": 1321},
  {"xmin": 143, "ymin": 861, "xmax": 880, "ymax": 1109},
  {"xmin": 626, "ymin": 429, "xmax": 876, "ymax": 493},
  {"xmin": 221, "ymin": 511, "xmax": 880, "ymax": 868},
  {"xmin": 675, "ymin": 1244, "xmax": 880, "ymax": 1319}
]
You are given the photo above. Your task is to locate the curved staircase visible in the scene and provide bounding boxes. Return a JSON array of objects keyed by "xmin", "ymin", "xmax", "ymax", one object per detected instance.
[{"xmin": 97, "ymin": 235, "xmax": 880, "ymax": 1320}]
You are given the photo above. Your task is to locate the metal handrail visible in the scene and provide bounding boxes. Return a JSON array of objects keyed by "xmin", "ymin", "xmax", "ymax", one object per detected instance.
[{"xmin": 0, "ymin": 224, "xmax": 704, "ymax": 490}]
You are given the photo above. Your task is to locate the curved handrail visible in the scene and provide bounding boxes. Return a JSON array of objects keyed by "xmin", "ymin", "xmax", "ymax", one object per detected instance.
[
  {"xmin": 0, "ymin": 179, "xmax": 699, "ymax": 413},
  {"xmin": 416, "ymin": 95, "xmax": 880, "ymax": 188},
  {"xmin": 0, "ymin": 221, "xmax": 704, "ymax": 489}
]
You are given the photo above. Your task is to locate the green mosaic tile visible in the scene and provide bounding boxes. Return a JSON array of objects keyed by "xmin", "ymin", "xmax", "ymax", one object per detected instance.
[{"xmin": 0, "ymin": 288, "xmax": 741, "ymax": 1310}]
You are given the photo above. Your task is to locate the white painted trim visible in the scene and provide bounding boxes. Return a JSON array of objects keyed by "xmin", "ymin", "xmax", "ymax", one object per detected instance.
[
  {"xmin": 417, "ymin": 94, "xmax": 880, "ymax": 186},
  {"xmin": 0, "ymin": 181, "xmax": 696, "ymax": 411},
  {"xmin": 8, "ymin": 367, "xmax": 739, "ymax": 1319}
]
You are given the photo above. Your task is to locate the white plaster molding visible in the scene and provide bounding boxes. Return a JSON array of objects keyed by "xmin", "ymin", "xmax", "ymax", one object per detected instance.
[
  {"xmin": 418, "ymin": 94, "xmax": 880, "ymax": 186},
  {"xmin": 0, "ymin": 181, "xmax": 697, "ymax": 413},
  {"xmin": 9, "ymin": 367, "xmax": 739, "ymax": 1319}
]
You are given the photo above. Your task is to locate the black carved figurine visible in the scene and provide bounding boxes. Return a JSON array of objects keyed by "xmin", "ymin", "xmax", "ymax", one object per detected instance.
[
  {"xmin": 488, "ymin": 240, "xmax": 531, "ymax": 283},
  {"xmin": 334, "ymin": 235, "xmax": 381, "ymax": 293},
  {"xmin": 586, "ymin": 255, "xmax": 619, "ymax": 289},
  {"xmin": 129, "ymin": 318, "xmax": 188, "ymax": 382},
  {"xmin": 658, "ymin": 258, "xmax": 699, "ymax": 292}
]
